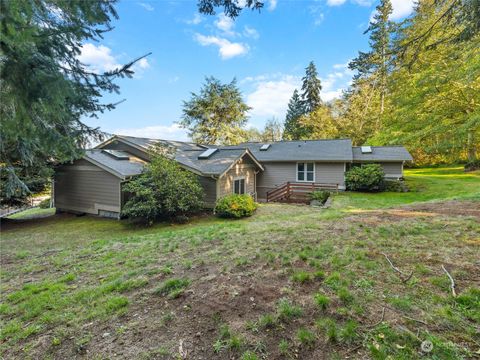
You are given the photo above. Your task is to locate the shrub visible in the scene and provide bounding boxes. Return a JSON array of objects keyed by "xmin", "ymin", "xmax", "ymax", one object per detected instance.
[
  {"xmin": 384, "ymin": 179, "xmax": 408, "ymax": 192},
  {"xmin": 38, "ymin": 198, "xmax": 51, "ymax": 209},
  {"xmin": 464, "ymin": 159, "xmax": 480, "ymax": 172},
  {"xmin": 121, "ymin": 147, "xmax": 204, "ymax": 225},
  {"xmin": 309, "ymin": 190, "xmax": 330, "ymax": 204},
  {"xmin": 214, "ymin": 194, "xmax": 258, "ymax": 218},
  {"xmin": 345, "ymin": 164, "xmax": 385, "ymax": 192}
]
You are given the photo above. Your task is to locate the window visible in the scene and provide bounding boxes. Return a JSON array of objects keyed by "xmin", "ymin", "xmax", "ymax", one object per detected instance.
[
  {"xmin": 233, "ymin": 178, "xmax": 245, "ymax": 194},
  {"xmin": 297, "ymin": 162, "xmax": 315, "ymax": 182}
]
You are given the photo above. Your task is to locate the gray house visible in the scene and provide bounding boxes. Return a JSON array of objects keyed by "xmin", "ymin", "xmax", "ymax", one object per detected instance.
[{"xmin": 53, "ymin": 135, "xmax": 412, "ymax": 218}]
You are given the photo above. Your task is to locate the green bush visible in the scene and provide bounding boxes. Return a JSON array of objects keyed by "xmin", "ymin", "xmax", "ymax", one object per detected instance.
[
  {"xmin": 38, "ymin": 198, "xmax": 51, "ymax": 209},
  {"xmin": 384, "ymin": 179, "xmax": 408, "ymax": 192},
  {"xmin": 121, "ymin": 147, "xmax": 204, "ymax": 225},
  {"xmin": 309, "ymin": 190, "xmax": 330, "ymax": 204},
  {"xmin": 345, "ymin": 164, "xmax": 385, "ymax": 192},
  {"xmin": 214, "ymin": 194, "xmax": 258, "ymax": 218}
]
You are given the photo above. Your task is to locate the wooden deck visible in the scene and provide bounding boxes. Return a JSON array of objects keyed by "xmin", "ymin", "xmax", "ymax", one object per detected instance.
[{"xmin": 266, "ymin": 182, "xmax": 338, "ymax": 204}]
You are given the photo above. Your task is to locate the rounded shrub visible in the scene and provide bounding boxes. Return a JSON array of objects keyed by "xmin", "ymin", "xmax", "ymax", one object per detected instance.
[
  {"xmin": 214, "ymin": 194, "xmax": 258, "ymax": 218},
  {"xmin": 345, "ymin": 164, "xmax": 385, "ymax": 192}
]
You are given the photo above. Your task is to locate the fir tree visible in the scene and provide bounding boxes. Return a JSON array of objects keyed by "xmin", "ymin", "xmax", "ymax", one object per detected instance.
[
  {"xmin": 283, "ymin": 89, "xmax": 306, "ymax": 140},
  {"xmin": 179, "ymin": 77, "xmax": 250, "ymax": 145},
  {"xmin": 300, "ymin": 61, "xmax": 323, "ymax": 113}
]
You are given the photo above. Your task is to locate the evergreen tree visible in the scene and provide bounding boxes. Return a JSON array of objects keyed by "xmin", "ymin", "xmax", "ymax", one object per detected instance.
[
  {"xmin": 349, "ymin": 0, "xmax": 394, "ymax": 114},
  {"xmin": 283, "ymin": 89, "xmax": 306, "ymax": 140},
  {"xmin": 0, "ymin": 0, "xmax": 147, "ymax": 204},
  {"xmin": 180, "ymin": 77, "xmax": 250, "ymax": 145},
  {"xmin": 300, "ymin": 61, "xmax": 323, "ymax": 113}
]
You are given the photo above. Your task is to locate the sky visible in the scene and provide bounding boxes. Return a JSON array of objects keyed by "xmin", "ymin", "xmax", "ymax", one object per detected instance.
[{"xmin": 82, "ymin": 0, "xmax": 415, "ymax": 141}]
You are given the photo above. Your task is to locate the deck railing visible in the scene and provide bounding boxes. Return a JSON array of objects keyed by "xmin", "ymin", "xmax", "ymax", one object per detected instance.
[{"xmin": 266, "ymin": 182, "xmax": 338, "ymax": 204}]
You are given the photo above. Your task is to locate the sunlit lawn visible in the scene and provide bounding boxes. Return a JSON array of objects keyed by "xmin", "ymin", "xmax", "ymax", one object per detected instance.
[{"xmin": 333, "ymin": 166, "xmax": 480, "ymax": 210}]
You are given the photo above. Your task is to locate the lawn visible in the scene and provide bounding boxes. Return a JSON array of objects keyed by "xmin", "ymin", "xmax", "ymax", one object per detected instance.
[{"xmin": 1, "ymin": 166, "xmax": 479, "ymax": 359}]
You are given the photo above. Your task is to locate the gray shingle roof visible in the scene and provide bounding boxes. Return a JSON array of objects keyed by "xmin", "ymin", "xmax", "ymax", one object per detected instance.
[
  {"xmin": 84, "ymin": 150, "xmax": 146, "ymax": 178},
  {"xmin": 115, "ymin": 135, "xmax": 205, "ymax": 151},
  {"xmin": 224, "ymin": 139, "xmax": 354, "ymax": 162},
  {"xmin": 352, "ymin": 146, "xmax": 413, "ymax": 162},
  {"xmin": 175, "ymin": 149, "xmax": 252, "ymax": 176}
]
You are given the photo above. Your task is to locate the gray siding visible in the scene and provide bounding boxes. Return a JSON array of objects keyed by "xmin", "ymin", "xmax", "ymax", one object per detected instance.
[
  {"xmin": 55, "ymin": 159, "xmax": 121, "ymax": 215},
  {"xmin": 198, "ymin": 176, "xmax": 217, "ymax": 207},
  {"xmin": 380, "ymin": 162, "xmax": 403, "ymax": 178},
  {"xmin": 257, "ymin": 162, "xmax": 346, "ymax": 199}
]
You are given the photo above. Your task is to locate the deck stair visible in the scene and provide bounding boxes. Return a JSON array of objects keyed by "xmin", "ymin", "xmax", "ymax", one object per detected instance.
[{"xmin": 266, "ymin": 182, "xmax": 338, "ymax": 204}]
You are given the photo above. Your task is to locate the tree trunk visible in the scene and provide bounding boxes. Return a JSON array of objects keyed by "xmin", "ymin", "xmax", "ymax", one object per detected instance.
[{"xmin": 467, "ymin": 130, "xmax": 476, "ymax": 162}]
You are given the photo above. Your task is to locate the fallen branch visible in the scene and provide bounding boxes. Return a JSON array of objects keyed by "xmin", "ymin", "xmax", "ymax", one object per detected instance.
[
  {"xmin": 441, "ymin": 265, "xmax": 457, "ymax": 297},
  {"xmin": 369, "ymin": 306, "xmax": 386, "ymax": 328},
  {"xmin": 381, "ymin": 253, "xmax": 413, "ymax": 283}
]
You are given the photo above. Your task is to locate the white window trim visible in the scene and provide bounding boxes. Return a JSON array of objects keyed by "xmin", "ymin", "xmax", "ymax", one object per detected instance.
[
  {"xmin": 296, "ymin": 162, "xmax": 315, "ymax": 182},
  {"xmin": 232, "ymin": 176, "xmax": 246, "ymax": 194}
]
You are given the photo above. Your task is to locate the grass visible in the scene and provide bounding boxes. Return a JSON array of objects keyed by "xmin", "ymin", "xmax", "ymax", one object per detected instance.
[{"xmin": 1, "ymin": 166, "xmax": 479, "ymax": 359}]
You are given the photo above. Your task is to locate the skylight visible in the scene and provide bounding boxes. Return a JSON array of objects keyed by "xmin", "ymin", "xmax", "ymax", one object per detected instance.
[
  {"xmin": 260, "ymin": 144, "xmax": 271, "ymax": 151},
  {"xmin": 361, "ymin": 146, "xmax": 372, "ymax": 154},
  {"xmin": 198, "ymin": 148, "xmax": 218, "ymax": 159},
  {"xmin": 103, "ymin": 149, "xmax": 130, "ymax": 160}
]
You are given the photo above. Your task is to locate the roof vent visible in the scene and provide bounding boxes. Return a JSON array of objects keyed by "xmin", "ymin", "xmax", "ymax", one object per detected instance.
[
  {"xmin": 361, "ymin": 146, "xmax": 372, "ymax": 154},
  {"xmin": 198, "ymin": 148, "xmax": 218, "ymax": 159},
  {"xmin": 260, "ymin": 144, "xmax": 271, "ymax": 151},
  {"xmin": 103, "ymin": 149, "xmax": 130, "ymax": 160}
]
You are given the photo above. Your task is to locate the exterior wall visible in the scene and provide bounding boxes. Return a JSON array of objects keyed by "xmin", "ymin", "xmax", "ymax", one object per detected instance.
[
  {"xmin": 54, "ymin": 159, "xmax": 121, "ymax": 216},
  {"xmin": 352, "ymin": 161, "xmax": 404, "ymax": 179},
  {"xmin": 379, "ymin": 162, "xmax": 403, "ymax": 179},
  {"xmin": 217, "ymin": 158, "xmax": 256, "ymax": 199},
  {"xmin": 198, "ymin": 176, "xmax": 217, "ymax": 207},
  {"xmin": 256, "ymin": 162, "xmax": 346, "ymax": 200}
]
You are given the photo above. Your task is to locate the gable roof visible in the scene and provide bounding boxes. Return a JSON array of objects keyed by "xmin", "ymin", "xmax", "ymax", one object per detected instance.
[
  {"xmin": 93, "ymin": 135, "xmax": 263, "ymax": 178},
  {"xmin": 224, "ymin": 139, "xmax": 354, "ymax": 162},
  {"xmin": 352, "ymin": 146, "xmax": 413, "ymax": 162},
  {"xmin": 83, "ymin": 150, "xmax": 146, "ymax": 179},
  {"xmin": 175, "ymin": 148, "xmax": 263, "ymax": 176}
]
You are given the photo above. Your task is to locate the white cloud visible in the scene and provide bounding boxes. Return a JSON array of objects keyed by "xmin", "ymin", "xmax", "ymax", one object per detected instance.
[
  {"xmin": 309, "ymin": 4, "xmax": 325, "ymax": 26},
  {"xmin": 215, "ymin": 13, "xmax": 236, "ymax": 36},
  {"xmin": 78, "ymin": 43, "xmax": 121, "ymax": 73},
  {"xmin": 186, "ymin": 13, "xmax": 203, "ymax": 25},
  {"xmin": 138, "ymin": 2, "xmax": 154, "ymax": 11},
  {"xmin": 390, "ymin": 0, "xmax": 415, "ymax": 20},
  {"xmin": 268, "ymin": 0, "xmax": 278, "ymax": 11},
  {"xmin": 136, "ymin": 58, "xmax": 150, "ymax": 70},
  {"xmin": 194, "ymin": 34, "xmax": 249, "ymax": 59},
  {"xmin": 243, "ymin": 25, "xmax": 259, "ymax": 39},
  {"xmin": 113, "ymin": 124, "xmax": 189, "ymax": 141},
  {"xmin": 246, "ymin": 74, "xmax": 301, "ymax": 118},
  {"xmin": 168, "ymin": 76, "xmax": 180, "ymax": 84},
  {"xmin": 327, "ymin": 0, "xmax": 346, "ymax": 6},
  {"xmin": 320, "ymin": 62, "xmax": 353, "ymax": 101}
]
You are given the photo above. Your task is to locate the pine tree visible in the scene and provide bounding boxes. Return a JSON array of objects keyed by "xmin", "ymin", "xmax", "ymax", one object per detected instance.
[
  {"xmin": 300, "ymin": 61, "xmax": 323, "ymax": 113},
  {"xmin": 283, "ymin": 89, "xmax": 306, "ymax": 140},
  {"xmin": 349, "ymin": 0, "xmax": 394, "ymax": 114}
]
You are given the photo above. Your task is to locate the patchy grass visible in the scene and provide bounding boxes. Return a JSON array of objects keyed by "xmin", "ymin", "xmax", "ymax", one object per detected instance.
[{"xmin": 1, "ymin": 166, "xmax": 479, "ymax": 359}]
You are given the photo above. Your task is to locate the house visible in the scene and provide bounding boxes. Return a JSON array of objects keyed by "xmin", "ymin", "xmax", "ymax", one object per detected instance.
[{"xmin": 53, "ymin": 135, "xmax": 412, "ymax": 218}]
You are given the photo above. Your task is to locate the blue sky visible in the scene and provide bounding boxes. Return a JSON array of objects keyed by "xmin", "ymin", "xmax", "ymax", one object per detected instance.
[{"xmin": 81, "ymin": 0, "xmax": 415, "ymax": 141}]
